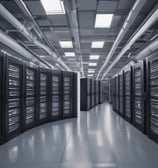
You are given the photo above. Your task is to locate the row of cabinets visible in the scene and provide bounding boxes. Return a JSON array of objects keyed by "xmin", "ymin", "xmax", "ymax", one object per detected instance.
[
  {"xmin": 0, "ymin": 54, "xmax": 77, "ymax": 144},
  {"xmin": 109, "ymin": 55, "xmax": 158, "ymax": 143},
  {"xmin": 80, "ymin": 78, "xmax": 105, "ymax": 111}
]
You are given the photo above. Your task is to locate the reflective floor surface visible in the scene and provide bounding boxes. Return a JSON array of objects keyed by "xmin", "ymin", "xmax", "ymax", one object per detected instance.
[{"xmin": 0, "ymin": 102, "xmax": 158, "ymax": 168}]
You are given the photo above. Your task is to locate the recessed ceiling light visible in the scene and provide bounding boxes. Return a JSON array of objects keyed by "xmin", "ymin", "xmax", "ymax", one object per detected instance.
[
  {"xmin": 88, "ymin": 74, "xmax": 93, "ymax": 77},
  {"xmin": 91, "ymin": 41, "xmax": 104, "ymax": 48},
  {"xmin": 64, "ymin": 52, "xmax": 75, "ymax": 57},
  {"xmin": 95, "ymin": 14, "xmax": 113, "ymax": 28},
  {"xmin": 89, "ymin": 55, "xmax": 100, "ymax": 60},
  {"xmin": 59, "ymin": 41, "xmax": 73, "ymax": 48},
  {"xmin": 89, "ymin": 63, "xmax": 97, "ymax": 66},
  {"xmin": 41, "ymin": 0, "xmax": 65, "ymax": 15}
]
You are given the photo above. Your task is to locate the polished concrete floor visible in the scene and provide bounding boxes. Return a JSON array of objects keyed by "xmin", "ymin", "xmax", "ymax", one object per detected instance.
[{"xmin": 0, "ymin": 102, "xmax": 158, "ymax": 168}]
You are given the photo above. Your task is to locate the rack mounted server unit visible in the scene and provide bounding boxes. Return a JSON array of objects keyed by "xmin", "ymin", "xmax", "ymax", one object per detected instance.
[
  {"xmin": 99, "ymin": 81, "xmax": 103, "ymax": 104},
  {"xmin": 124, "ymin": 67, "xmax": 133, "ymax": 123},
  {"xmin": 147, "ymin": 54, "xmax": 158, "ymax": 143},
  {"xmin": 37, "ymin": 68, "xmax": 50, "ymax": 124},
  {"xmin": 115, "ymin": 76, "xmax": 119, "ymax": 113},
  {"xmin": 112, "ymin": 77, "xmax": 116, "ymax": 111},
  {"xmin": 91, "ymin": 80, "xmax": 95, "ymax": 108},
  {"xmin": 80, "ymin": 78, "xmax": 91, "ymax": 111},
  {"xmin": 133, "ymin": 61, "xmax": 147, "ymax": 133},
  {"xmin": 95, "ymin": 80, "xmax": 99, "ymax": 105},
  {"xmin": 119, "ymin": 72, "xmax": 124, "ymax": 117},
  {"xmin": 23, "ymin": 63, "xmax": 38, "ymax": 131}
]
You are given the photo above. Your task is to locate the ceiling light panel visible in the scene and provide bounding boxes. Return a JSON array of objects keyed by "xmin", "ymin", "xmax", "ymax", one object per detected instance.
[
  {"xmin": 91, "ymin": 41, "xmax": 104, "ymax": 48},
  {"xmin": 89, "ymin": 63, "xmax": 97, "ymax": 66},
  {"xmin": 95, "ymin": 14, "xmax": 113, "ymax": 28},
  {"xmin": 64, "ymin": 52, "xmax": 75, "ymax": 57},
  {"xmin": 89, "ymin": 55, "xmax": 100, "ymax": 59},
  {"xmin": 41, "ymin": 0, "xmax": 65, "ymax": 15},
  {"xmin": 59, "ymin": 41, "xmax": 73, "ymax": 48}
]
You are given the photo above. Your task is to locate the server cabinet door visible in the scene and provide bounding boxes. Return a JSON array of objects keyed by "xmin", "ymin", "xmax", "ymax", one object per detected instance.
[
  {"xmin": 115, "ymin": 76, "xmax": 119, "ymax": 113},
  {"xmin": 124, "ymin": 68, "xmax": 133, "ymax": 123},
  {"xmin": 37, "ymin": 68, "xmax": 50, "ymax": 124},
  {"xmin": 133, "ymin": 62, "xmax": 146, "ymax": 133},
  {"xmin": 62, "ymin": 72, "xmax": 73, "ymax": 118},
  {"xmin": 23, "ymin": 65, "xmax": 37, "ymax": 131},
  {"xmin": 73, "ymin": 72, "xmax": 77, "ymax": 117},
  {"xmin": 0, "ymin": 54, "xmax": 4, "ymax": 143},
  {"xmin": 112, "ymin": 78, "xmax": 116, "ymax": 110},
  {"xmin": 99, "ymin": 81, "xmax": 103, "ymax": 104},
  {"xmin": 3, "ymin": 56, "xmax": 23, "ymax": 141},
  {"xmin": 119, "ymin": 73, "xmax": 124, "ymax": 117},
  {"xmin": 50, "ymin": 71, "xmax": 62, "ymax": 120},
  {"xmin": 147, "ymin": 58, "xmax": 158, "ymax": 142}
]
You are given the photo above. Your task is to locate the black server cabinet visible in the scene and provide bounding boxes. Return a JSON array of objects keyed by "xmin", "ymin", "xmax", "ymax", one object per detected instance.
[
  {"xmin": 50, "ymin": 70, "xmax": 62, "ymax": 121},
  {"xmin": 80, "ymin": 78, "xmax": 91, "ymax": 111},
  {"xmin": 23, "ymin": 64, "xmax": 38, "ymax": 131},
  {"xmin": 0, "ymin": 54, "xmax": 3, "ymax": 144},
  {"xmin": 115, "ymin": 76, "xmax": 119, "ymax": 113},
  {"xmin": 124, "ymin": 67, "xmax": 133, "ymax": 123},
  {"xmin": 119, "ymin": 72, "xmax": 124, "ymax": 117},
  {"xmin": 73, "ymin": 72, "xmax": 78, "ymax": 117},
  {"xmin": 91, "ymin": 80, "xmax": 95, "ymax": 107},
  {"xmin": 3, "ymin": 55, "xmax": 23, "ymax": 141},
  {"xmin": 62, "ymin": 71, "xmax": 74, "ymax": 118},
  {"xmin": 147, "ymin": 56, "xmax": 158, "ymax": 142},
  {"xmin": 37, "ymin": 68, "xmax": 50, "ymax": 124},
  {"xmin": 109, "ymin": 79, "xmax": 112, "ymax": 103},
  {"xmin": 112, "ymin": 77, "xmax": 116, "ymax": 110},
  {"xmin": 99, "ymin": 81, "xmax": 103, "ymax": 104},
  {"xmin": 133, "ymin": 61, "xmax": 146, "ymax": 133},
  {"xmin": 95, "ymin": 81, "xmax": 99, "ymax": 105}
]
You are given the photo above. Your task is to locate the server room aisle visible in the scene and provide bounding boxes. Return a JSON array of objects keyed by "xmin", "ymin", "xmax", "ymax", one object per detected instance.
[{"xmin": 0, "ymin": 103, "xmax": 158, "ymax": 168}]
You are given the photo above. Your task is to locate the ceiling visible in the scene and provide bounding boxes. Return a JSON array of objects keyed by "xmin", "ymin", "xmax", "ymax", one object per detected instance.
[{"xmin": 0, "ymin": 0, "xmax": 158, "ymax": 80}]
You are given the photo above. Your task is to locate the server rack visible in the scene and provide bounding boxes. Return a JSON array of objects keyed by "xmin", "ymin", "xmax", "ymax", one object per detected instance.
[
  {"xmin": 91, "ymin": 80, "xmax": 95, "ymax": 107},
  {"xmin": 99, "ymin": 81, "xmax": 103, "ymax": 104},
  {"xmin": 37, "ymin": 68, "xmax": 50, "ymax": 124},
  {"xmin": 73, "ymin": 73, "xmax": 78, "ymax": 117},
  {"xmin": 0, "ymin": 53, "xmax": 3, "ymax": 144},
  {"xmin": 147, "ymin": 56, "xmax": 158, "ymax": 142},
  {"xmin": 62, "ymin": 71, "xmax": 74, "ymax": 118},
  {"xmin": 133, "ymin": 61, "xmax": 146, "ymax": 133},
  {"xmin": 95, "ymin": 80, "xmax": 99, "ymax": 105},
  {"xmin": 50, "ymin": 70, "xmax": 62, "ymax": 121},
  {"xmin": 112, "ymin": 77, "xmax": 116, "ymax": 110},
  {"xmin": 80, "ymin": 78, "xmax": 91, "ymax": 110},
  {"xmin": 3, "ymin": 55, "xmax": 23, "ymax": 141},
  {"xmin": 115, "ymin": 76, "xmax": 119, "ymax": 113},
  {"xmin": 109, "ymin": 79, "xmax": 112, "ymax": 103},
  {"xmin": 23, "ymin": 64, "xmax": 38, "ymax": 131},
  {"xmin": 124, "ymin": 67, "xmax": 133, "ymax": 123},
  {"xmin": 119, "ymin": 72, "xmax": 124, "ymax": 117}
]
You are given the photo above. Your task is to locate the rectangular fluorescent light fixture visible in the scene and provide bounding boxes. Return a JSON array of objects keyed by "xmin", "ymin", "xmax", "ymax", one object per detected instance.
[
  {"xmin": 95, "ymin": 14, "xmax": 113, "ymax": 28},
  {"xmin": 89, "ymin": 55, "xmax": 100, "ymax": 60},
  {"xmin": 59, "ymin": 41, "xmax": 73, "ymax": 48},
  {"xmin": 88, "ymin": 74, "xmax": 93, "ymax": 77},
  {"xmin": 64, "ymin": 52, "xmax": 75, "ymax": 57},
  {"xmin": 89, "ymin": 63, "xmax": 97, "ymax": 66},
  {"xmin": 41, "ymin": 0, "xmax": 65, "ymax": 15},
  {"xmin": 91, "ymin": 41, "xmax": 104, "ymax": 48}
]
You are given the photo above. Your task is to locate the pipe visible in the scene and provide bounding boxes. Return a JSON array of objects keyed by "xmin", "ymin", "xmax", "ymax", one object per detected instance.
[
  {"xmin": 135, "ymin": 37, "xmax": 158, "ymax": 60},
  {"xmin": 96, "ymin": 0, "xmax": 147, "ymax": 80},
  {"xmin": 101, "ymin": 4, "xmax": 158, "ymax": 79},
  {"xmin": 64, "ymin": 0, "xmax": 84, "ymax": 77},
  {"xmin": 0, "ymin": 3, "xmax": 71, "ymax": 71}
]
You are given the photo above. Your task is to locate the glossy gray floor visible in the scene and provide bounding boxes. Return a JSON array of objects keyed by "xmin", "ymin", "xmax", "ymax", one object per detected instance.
[{"xmin": 0, "ymin": 103, "xmax": 158, "ymax": 168}]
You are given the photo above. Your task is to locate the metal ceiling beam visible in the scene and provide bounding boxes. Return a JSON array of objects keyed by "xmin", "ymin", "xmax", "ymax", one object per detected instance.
[
  {"xmin": 102, "ymin": 4, "xmax": 158, "ymax": 79},
  {"xmin": 64, "ymin": 0, "xmax": 84, "ymax": 77},
  {"xmin": 96, "ymin": 0, "xmax": 147, "ymax": 80}
]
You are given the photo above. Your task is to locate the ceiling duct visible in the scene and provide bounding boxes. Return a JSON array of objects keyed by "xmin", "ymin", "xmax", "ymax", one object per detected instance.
[
  {"xmin": 101, "ymin": 3, "xmax": 158, "ymax": 79},
  {"xmin": 96, "ymin": 0, "xmax": 147, "ymax": 80},
  {"xmin": 64, "ymin": 0, "xmax": 84, "ymax": 77},
  {"xmin": 0, "ymin": 4, "xmax": 71, "ymax": 71}
]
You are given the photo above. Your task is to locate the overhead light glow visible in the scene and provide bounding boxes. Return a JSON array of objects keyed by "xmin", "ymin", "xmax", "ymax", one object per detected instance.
[
  {"xmin": 95, "ymin": 14, "xmax": 113, "ymax": 28},
  {"xmin": 41, "ymin": 0, "xmax": 65, "ymax": 15},
  {"xmin": 91, "ymin": 41, "xmax": 104, "ymax": 48},
  {"xmin": 64, "ymin": 52, "xmax": 75, "ymax": 57},
  {"xmin": 89, "ymin": 63, "xmax": 97, "ymax": 66},
  {"xmin": 59, "ymin": 41, "xmax": 73, "ymax": 48},
  {"xmin": 89, "ymin": 55, "xmax": 100, "ymax": 60},
  {"xmin": 88, "ymin": 74, "xmax": 93, "ymax": 77}
]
